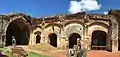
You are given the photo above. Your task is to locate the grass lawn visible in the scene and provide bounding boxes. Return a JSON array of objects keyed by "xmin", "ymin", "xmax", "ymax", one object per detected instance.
[{"xmin": 28, "ymin": 51, "xmax": 50, "ymax": 57}]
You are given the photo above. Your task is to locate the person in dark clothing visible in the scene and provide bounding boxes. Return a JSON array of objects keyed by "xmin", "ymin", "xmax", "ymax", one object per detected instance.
[{"xmin": 12, "ymin": 36, "xmax": 16, "ymax": 48}]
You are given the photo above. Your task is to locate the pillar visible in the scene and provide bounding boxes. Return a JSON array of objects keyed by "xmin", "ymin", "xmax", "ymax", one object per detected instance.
[{"xmin": 110, "ymin": 16, "xmax": 119, "ymax": 52}]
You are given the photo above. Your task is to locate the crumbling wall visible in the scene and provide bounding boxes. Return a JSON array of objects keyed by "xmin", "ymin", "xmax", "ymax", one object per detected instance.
[{"xmin": 109, "ymin": 10, "xmax": 120, "ymax": 40}]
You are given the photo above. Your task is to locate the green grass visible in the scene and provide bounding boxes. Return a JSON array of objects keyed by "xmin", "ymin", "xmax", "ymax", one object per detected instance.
[
  {"xmin": 0, "ymin": 47, "xmax": 14, "ymax": 57},
  {"xmin": 28, "ymin": 51, "xmax": 50, "ymax": 57},
  {"xmin": 0, "ymin": 47, "xmax": 6, "ymax": 51}
]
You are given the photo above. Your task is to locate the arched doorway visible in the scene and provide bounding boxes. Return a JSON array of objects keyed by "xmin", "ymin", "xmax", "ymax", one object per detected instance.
[
  {"xmin": 48, "ymin": 33, "xmax": 57, "ymax": 47},
  {"xmin": 36, "ymin": 34, "xmax": 41, "ymax": 43},
  {"xmin": 118, "ymin": 39, "xmax": 120, "ymax": 51},
  {"xmin": 91, "ymin": 30, "xmax": 107, "ymax": 50},
  {"xmin": 6, "ymin": 19, "xmax": 30, "ymax": 46},
  {"xmin": 69, "ymin": 33, "xmax": 81, "ymax": 48}
]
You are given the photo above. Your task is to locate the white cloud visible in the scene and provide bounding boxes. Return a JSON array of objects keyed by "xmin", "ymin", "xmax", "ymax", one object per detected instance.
[
  {"xmin": 104, "ymin": 12, "xmax": 108, "ymax": 15},
  {"xmin": 69, "ymin": 0, "xmax": 102, "ymax": 13}
]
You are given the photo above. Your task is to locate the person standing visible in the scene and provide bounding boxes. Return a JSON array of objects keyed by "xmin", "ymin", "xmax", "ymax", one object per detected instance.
[
  {"xmin": 12, "ymin": 36, "xmax": 16, "ymax": 48},
  {"xmin": 77, "ymin": 39, "xmax": 87, "ymax": 57},
  {"xmin": 77, "ymin": 38, "xmax": 81, "ymax": 49}
]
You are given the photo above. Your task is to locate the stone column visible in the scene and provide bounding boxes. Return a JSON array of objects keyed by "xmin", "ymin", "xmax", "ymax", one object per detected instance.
[
  {"xmin": 106, "ymin": 23, "xmax": 112, "ymax": 52},
  {"xmin": 29, "ymin": 33, "xmax": 33, "ymax": 45},
  {"xmin": 112, "ymin": 39, "xmax": 118, "ymax": 52},
  {"xmin": 58, "ymin": 37, "xmax": 66, "ymax": 49},
  {"xmin": 40, "ymin": 35, "xmax": 45, "ymax": 44},
  {"xmin": 84, "ymin": 24, "xmax": 89, "ymax": 50},
  {"xmin": 58, "ymin": 26, "xmax": 66, "ymax": 49},
  {"xmin": 110, "ymin": 16, "xmax": 119, "ymax": 52}
]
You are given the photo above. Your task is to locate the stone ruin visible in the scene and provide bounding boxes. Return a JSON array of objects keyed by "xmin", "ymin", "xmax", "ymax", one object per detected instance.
[{"xmin": 0, "ymin": 10, "xmax": 120, "ymax": 52}]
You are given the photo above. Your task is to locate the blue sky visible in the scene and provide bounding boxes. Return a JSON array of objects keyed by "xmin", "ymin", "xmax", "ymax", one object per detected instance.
[{"xmin": 0, "ymin": 0, "xmax": 120, "ymax": 17}]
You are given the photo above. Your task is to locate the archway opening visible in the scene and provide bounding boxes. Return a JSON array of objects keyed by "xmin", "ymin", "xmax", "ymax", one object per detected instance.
[
  {"xmin": 48, "ymin": 33, "xmax": 57, "ymax": 47},
  {"xmin": 6, "ymin": 19, "xmax": 30, "ymax": 46},
  {"xmin": 36, "ymin": 34, "xmax": 41, "ymax": 43},
  {"xmin": 69, "ymin": 33, "xmax": 81, "ymax": 48},
  {"xmin": 118, "ymin": 39, "xmax": 120, "ymax": 51},
  {"xmin": 91, "ymin": 30, "xmax": 107, "ymax": 50}
]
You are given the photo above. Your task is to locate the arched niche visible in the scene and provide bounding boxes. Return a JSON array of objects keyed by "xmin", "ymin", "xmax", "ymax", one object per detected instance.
[
  {"xmin": 29, "ymin": 29, "xmax": 41, "ymax": 45},
  {"xmin": 44, "ymin": 25, "xmax": 60, "ymax": 38},
  {"xmin": 64, "ymin": 23, "xmax": 84, "ymax": 40},
  {"xmin": 88, "ymin": 25, "xmax": 109, "ymax": 50}
]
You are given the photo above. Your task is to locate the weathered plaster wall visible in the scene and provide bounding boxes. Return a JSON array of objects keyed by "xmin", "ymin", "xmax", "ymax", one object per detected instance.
[{"xmin": 0, "ymin": 11, "xmax": 119, "ymax": 52}]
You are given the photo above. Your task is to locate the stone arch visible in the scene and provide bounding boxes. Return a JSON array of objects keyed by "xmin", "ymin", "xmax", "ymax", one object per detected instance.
[
  {"xmin": 68, "ymin": 33, "xmax": 81, "ymax": 48},
  {"xmin": 48, "ymin": 33, "xmax": 57, "ymax": 47},
  {"xmin": 45, "ymin": 23, "xmax": 61, "ymax": 29},
  {"xmin": 88, "ymin": 22, "xmax": 109, "ymax": 29},
  {"xmin": 64, "ymin": 22, "xmax": 84, "ymax": 40},
  {"xmin": 44, "ymin": 25, "xmax": 60, "ymax": 37},
  {"xmin": 32, "ymin": 26, "xmax": 41, "ymax": 31},
  {"xmin": 64, "ymin": 21, "xmax": 84, "ymax": 27},
  {"xmin": 5, "ymin": 17, "xmax": 30, "ymax": 46},
  {"xmin": 32, "ymin": 26, "xmax": 42, "ymax": 35},
  {"xmin": 88, "ymin": 25, "xmax": 108, "ymax": 37},
  {"xmin": 91, "ymin": 30, "xmax": 107, "ymax": 50},
  {"xmin": 44, "ymin": 25, "xmax": 60, "ymax": 47},
  {"xmin": 30, "ymin": 26, "xmax": 42, "ymax": 45},
  {"xmin": 88, "ymin": 24, "xmax": 108, "ymax": 50},
  {"xmin": 34, "ymin": 31, "xmax": 41, "ymax": 35},
  {"xmin": 4, "ymin": 16, "xmax": 30, "ymax": 34}
]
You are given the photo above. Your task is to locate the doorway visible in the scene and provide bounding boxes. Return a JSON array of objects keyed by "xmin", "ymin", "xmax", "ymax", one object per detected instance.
[
  {"xmin": 91, "ymin": 30, "xmax": 107, "ymax": 50},
  {"xmin": 36, "ymin": 34, "xmax": 41, "ymax": 43},
  {"xmin": 69, "ymin": 33, "xmax": 81, "ymax": 48},
  {"xmin": 6, "ymin": 19, "xmax": 30, "ymax": 46},
  {"xmin": 48, "ymin": 33, "xmax": 57, "ymax": 47},
  {"xmin": 118, "ymin": 39, "xmax": 120, "ymax": 51}
]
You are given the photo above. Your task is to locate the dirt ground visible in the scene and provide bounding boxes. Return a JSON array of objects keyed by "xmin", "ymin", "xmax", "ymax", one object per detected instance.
[
  {"xmin": 87, "ymin": 50, "xmax": 120, "ymax": 57},
  {"xmin": 20, "ymin": 46, "xmax": 120, "ymax": 57},
  {"xmin": 38, "ymin": 50, "xmax": 120, "ymax": 57}
]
